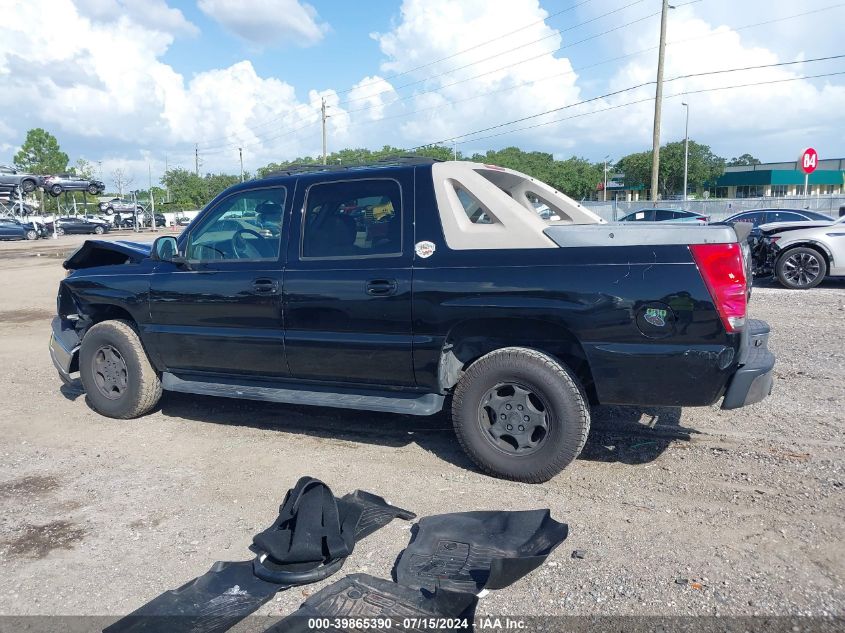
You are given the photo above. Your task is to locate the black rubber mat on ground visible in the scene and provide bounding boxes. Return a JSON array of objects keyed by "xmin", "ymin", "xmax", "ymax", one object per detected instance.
[
  {"xmin": 263, "ymin": 573, "xmax": 477, "ymax": 633},
  {"xmin": 393, "ymin": 509, "xmax": 568, "ymax": 593},
  {"xmin": 103, "ymin": 483, "xmax": 414, "ymax": 633}
]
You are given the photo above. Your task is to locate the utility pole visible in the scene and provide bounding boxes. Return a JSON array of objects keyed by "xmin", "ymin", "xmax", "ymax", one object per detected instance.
[
  {"xmin": 321, "ymin": 98, "xmax": 328, "ymax": 165},
  {"xmin": 682, "ymin": 102, "xmax": 690, "ymax": 202},
  {"xmin": 194, "ymin": 143, "xmax": 199, "ymax": 176},
  {"xmin": 650, "ymin": 0, "xmax": 670, "ymax": 202},
  {"xmin": 239, "ymin": 147, "xmax": 244, "ymax": 182},
  {"xmin": 164, "ymin": 153, "xmax": 169, "ymax": 203},
  {"xmin": 453, "ymin": 139, "xmax": 458, "ymax": 160}
]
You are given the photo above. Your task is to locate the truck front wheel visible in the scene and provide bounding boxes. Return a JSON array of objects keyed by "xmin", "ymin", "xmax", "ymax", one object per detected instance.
[
  {"xmin": 451, "ymin": 347, "xmax": 590, "ymax": 483},
  {"xmin": 776, "ymin": 246, "xmax": 826, "ymax": 289},
  {"xmin": 79, "ymin": 320, "xmax": 162, "ymax": 419}
]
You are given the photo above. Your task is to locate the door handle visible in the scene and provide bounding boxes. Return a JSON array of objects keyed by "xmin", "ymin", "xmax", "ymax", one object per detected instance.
[
  {"xmin": 252, "ymin": 278, "xmax": 279, "ymax": 294},
  {"xmin": 366, "ymin": 279, "xmax": 398, "ymax": 296}
]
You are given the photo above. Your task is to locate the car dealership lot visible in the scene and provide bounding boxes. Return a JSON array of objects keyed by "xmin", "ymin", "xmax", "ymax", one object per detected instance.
[{"xmin": 0, "ymin": 236, "xmax": 842, "ymax": 619}]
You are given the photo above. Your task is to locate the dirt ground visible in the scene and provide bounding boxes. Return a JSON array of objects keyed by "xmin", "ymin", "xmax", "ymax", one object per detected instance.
[{"xmin": 0, "ymin": 233, "xmax": 842, "ymax": 623}]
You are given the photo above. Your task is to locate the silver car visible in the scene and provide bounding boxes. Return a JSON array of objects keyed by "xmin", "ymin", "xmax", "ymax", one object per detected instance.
[
  {"xmin": 758, "ymin": 216, "xmax": 845, "ymax": 289},
  {"xmin": 43, "ymin": 174, "xmax": 105, "ymax": 196},
  {"xmin": 0, "ymin": 165, "xmax": 42, "ymax": 193}
]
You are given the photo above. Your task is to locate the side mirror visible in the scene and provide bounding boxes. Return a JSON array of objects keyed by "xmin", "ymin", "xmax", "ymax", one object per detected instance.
[{"xmin": 151, "ymin": 235, "xmax": 190, "ymax": 268}]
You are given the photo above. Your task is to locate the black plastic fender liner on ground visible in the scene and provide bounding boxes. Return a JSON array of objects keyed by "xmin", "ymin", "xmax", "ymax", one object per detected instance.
[
  {"xmin": 394, "ymin": 510, "xmax": 568, "ymax": 593},
  {"xmin": 263, "ymin": 574, "xmax": 478, "ymax": 633},
  {"xmin": 104, "ymin": 478, "xmax": 415, "ymax": 633},
  {"xmin": 103, "ymin": 560, "xmax": 279, "ymax": 633}
]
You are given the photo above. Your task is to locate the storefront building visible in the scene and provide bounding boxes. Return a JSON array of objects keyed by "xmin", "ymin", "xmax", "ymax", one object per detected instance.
[{"xmin": 714, "ymin": 158, "xmax": 845, "ymax": 198}]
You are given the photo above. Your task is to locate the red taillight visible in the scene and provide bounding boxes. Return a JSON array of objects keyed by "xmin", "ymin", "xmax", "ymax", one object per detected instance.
[{"xmin": 689, "ymin": 242, "xmax": 747, "ymax": 333}]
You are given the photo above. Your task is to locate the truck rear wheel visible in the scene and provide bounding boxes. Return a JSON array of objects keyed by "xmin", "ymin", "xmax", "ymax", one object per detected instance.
[
  {"xmin": 79, "ymin": 319, "xmax": 162, "ymax": 419},
  {"xmin": 451, "ymin": 347, "xmax": 589, "ymax": 483}
]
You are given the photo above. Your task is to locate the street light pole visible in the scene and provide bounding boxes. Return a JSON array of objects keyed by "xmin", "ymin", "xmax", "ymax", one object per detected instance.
[
  {"xmin": 239, "ymin": 147, "xmax": 244, "ymax": 182},
  {"xmin": 682, "ymin": 102, "xmax": 689, "ymax": 202},
  {"xmin": 603, "ymin": 155, "xmax": 610, "ymax": 202}
]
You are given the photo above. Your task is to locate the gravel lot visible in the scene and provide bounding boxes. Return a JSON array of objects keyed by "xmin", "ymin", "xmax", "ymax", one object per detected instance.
[{"xmin": 0, "ymin": 234, "xmax": 842, "ymax": 623}]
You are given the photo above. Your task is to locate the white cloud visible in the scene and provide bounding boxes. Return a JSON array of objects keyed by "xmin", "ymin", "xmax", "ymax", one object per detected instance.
[
  {"xmin": 598, "ymin": 4, "xmax": 845, "ymax": 160},
  {"xmin": 75, "ymin": 0, "xmax": 198, "ymax": 36},
  {"xmin": 0, "ymin": 0, "xmax": 843, "ymax": 187},
  {"xmin": 197, "ymin": 0, "xmax": 328, "ymax": 47},
  {"xmin": 370, "ymin": 0, "xmax": 582, "ymax": 148}
]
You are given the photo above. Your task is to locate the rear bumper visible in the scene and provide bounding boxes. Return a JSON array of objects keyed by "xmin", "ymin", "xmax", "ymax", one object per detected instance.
[
  {"xmin": 721, "ymin": 319, "xmax": 775, "ymax": 409},
  {"xmin": 49, "ymin": 316, "xmax": 81, "ymax": 384}
]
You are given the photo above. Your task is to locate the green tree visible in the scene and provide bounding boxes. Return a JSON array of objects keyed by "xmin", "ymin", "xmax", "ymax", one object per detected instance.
[
  {"xmin": 616, "ymin": 140, "xmax": 725, "ymax": 198},
  {"xmin": 73, "ymin": 158, "xmax": 95, "ymax": 179},
  {"xmin": 13, "ymin": 128, "xmax": 69, "ymax": 174},
  {"xmin": 727, "ymin": 153, "xmax": 761, "ymax": 167}
]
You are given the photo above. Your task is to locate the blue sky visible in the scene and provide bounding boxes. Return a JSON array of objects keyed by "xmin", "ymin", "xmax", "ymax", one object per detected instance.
[{"xmin": 2, "ymin": 0, "xmax": 844, "ymax": 184}]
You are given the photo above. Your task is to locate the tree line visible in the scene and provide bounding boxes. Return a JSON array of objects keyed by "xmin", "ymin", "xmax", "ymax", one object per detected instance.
[{"xmin": 9, "ymin": 128, "xmax": 761, "ymax": 212}]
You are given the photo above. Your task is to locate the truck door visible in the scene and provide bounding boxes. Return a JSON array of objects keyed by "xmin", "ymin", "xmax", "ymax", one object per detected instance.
[
  {"xmin": 283, "ymin": 173, "xmax": 415, "ymax": 386},
  {"xmin": 147, "ymin": 185, "xmax": 290, "ymax": 377}
]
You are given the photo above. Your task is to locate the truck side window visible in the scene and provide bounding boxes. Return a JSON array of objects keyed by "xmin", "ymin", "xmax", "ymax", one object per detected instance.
[
  {"xmin": 186, "ymin": 188, "xmax": 286, "ymax": 262},
  {"xmin": 454, "ymin": 186, "xmax": 494, "ymax": 224},
  {"xmin": 302, "ymin": 179, "xmax": 402, "ymax": 258}
]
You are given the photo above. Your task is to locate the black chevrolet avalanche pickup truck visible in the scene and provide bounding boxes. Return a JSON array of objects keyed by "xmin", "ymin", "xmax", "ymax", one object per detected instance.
[{"xmin": 50, "ymin": 158, "xmax": 775, "ymax": 482}]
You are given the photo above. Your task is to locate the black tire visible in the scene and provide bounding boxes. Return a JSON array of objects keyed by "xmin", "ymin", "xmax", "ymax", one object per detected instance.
[
  {"xmin": 21, "ymin": 179, "xmax": 36, "ymax": 193},
  {"xmin": 776, "ymin": 246, "xmax": 827, "ymax": 289},
  {"xmin": 452, "ymin": 347, "xmax": 590, "ymax": 483},
  {"xmin": 87, "ymin": 184, "xmax": 99, "ymax": 195},
  {"xmin": 79, "ymin": 320, "xmax": 162, "ymax": 419},
  {"xmin": 50, "ymin": 184, "xmax": 62, "ymax": 196},
  {"xmin": 94, "ymin": 225, "xmax": 105, "ymax": 234},
  {"xmin": 25, "ymin": 229, "xmax": 37, "ymax": 240},
  {"xmin": 55, "ymin": 227, "xmax": 65, "ymax": 236}
]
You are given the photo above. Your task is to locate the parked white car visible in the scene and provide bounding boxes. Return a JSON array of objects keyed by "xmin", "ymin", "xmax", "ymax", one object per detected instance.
[{"xmin": 757, "ymin": 216, "xmax": 845, "ymax": 289}]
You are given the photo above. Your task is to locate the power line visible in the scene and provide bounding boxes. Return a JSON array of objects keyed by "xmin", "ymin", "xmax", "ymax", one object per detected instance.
[
  {"xmin": 423, "ymin": 71, "xmax": 845, "ymax": 147},
  {"xmin": 343, "ymin": 0, "xmax": 651, "ymax": 107},
  {"xmin": 197, "ymin": 5, "xmax": 845, "ymax": 156},
  {"xmin": 409, "ymin": 60, "xmax": 845, "ymax": 149},
  {"xmin": 345, "ymin": 0, "xmax": 598, "ymax": 95},
  {"xmin": 195, "ymin": 0, "xmax": 657, "ymax": 150}
]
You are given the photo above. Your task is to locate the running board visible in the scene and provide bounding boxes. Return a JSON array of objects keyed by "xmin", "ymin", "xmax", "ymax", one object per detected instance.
[{"xmin": 162, "ymin": 372, "xmax": 444, "ymax": 416}]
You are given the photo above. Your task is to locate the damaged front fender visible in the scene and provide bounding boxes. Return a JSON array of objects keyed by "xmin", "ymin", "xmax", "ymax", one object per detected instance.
[{"xmin": 63, "ymin": 239, "xmax": 152, "ymax": 271}]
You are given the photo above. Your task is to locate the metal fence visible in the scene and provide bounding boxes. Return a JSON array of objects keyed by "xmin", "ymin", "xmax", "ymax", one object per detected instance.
[{"xmin": 581, "ymin": 196, "xmax": 845, "ymax": 222}]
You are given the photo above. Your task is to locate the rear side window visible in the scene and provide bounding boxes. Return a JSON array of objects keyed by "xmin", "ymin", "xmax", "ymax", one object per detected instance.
[
  {"xmin": 767, "ymin": 211, "xmax": 805, "ymax": 223},
  {"xmin": 733, "ymin": 212, "xmax": 764, "ymax": 226},
  {"xmin": 302, "ymin": 179, "xmax": 402, "ymax": 259},
  {"xmin": 654, "ymin": 210, "xmax": 675, "ymax": 221},
  {"xmin": 454, "ymin": 185, "xmax": 494, "ymax": 224},
  {"xmin": 623, "ymin": 210, "xmax": 653, "ymax": 221}
]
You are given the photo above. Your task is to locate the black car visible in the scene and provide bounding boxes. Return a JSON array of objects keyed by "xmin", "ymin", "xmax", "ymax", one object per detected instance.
[
  {"xmin": 43, "ymin": 175, "xmax": 106, "ymax": 197},
  {"xmin": 54, "ymin": 216, "xmax": 110, "ymax": 236},
  {"xmin": 618, "ymin": 208, "xmax": 709, "ymax": 223},
  {"xmin": 49, "ymin": 159, "xmax": 774, "ymax": 482}
]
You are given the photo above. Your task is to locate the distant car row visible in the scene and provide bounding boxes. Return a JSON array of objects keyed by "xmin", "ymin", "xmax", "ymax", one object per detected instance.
[
  {"xmin": 0, "ymin": 217, "xmax": 49, "ymax": 240},
  {"xmin": 0, "ymin": 165, "xmax": 105, "ymax": 196}
]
